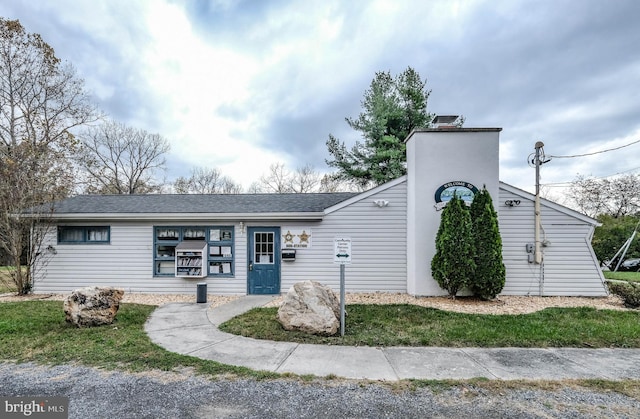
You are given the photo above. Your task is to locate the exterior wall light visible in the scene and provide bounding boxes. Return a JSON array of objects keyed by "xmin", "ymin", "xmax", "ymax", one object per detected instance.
[{"xmin": 373, "ymin": 200, "xmax": 389, "ymax": 207}]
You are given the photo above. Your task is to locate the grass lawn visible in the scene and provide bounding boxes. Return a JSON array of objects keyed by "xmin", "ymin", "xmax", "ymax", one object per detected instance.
[
  {"xmin": 604, "ymin": 271, "xmax": 640, "ymax": 282},
  {"xmin": 2, "ymin": 300, "xmax": 640, "ymax": 396},
  {"xmin": 0, "ymin": 266, "xmax": 17, "ymax": 293},
  {"xmin": 220, "ymin": 304, "xmax": 640, "ymax": 348},
  {"xmin": 0, "ymin": 301, "xmax": 278, "ymax": 380}
]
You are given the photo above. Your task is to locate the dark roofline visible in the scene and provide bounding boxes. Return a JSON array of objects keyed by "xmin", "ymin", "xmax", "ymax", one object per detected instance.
[{"xmin": 38, "ymin": 192, "xmax": 360, "ymax": 220}]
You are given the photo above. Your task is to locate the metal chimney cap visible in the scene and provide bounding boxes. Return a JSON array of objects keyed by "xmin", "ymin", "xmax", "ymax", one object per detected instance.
[{"xmin": 432, "ymin": 115, "xmax": 460, "ymax": 128}]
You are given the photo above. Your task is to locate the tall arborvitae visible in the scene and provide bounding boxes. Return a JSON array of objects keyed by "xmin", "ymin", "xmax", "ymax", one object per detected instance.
[
  {"xmin": 431, "ymin": 194, "xmax": 476, "ymax": 297},
  {"xmin": 469, "ymin": 187, "xmax": 505, "ymax": 299}
]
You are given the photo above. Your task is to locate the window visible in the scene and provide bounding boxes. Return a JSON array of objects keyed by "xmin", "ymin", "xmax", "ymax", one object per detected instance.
[
  {"xmin": 254, "ymin": 232, "xmax": 274, "ymax": 264},
  {"xmin": 58, "ymin": 226, "xmax": 110, "ymax": 244},
  {"xmin": 207, "ymin": 227, "xmax": 234, "ymax": 276},
  {"xmin": 153, "ymin": 226, "xmax": 234, "ymax": 277}
]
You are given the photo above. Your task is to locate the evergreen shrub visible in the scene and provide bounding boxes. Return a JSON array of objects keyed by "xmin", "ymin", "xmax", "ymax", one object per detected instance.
[
  {"xmin": 431, "ymin": 194, "xmax": 475, "ymax": 297},
  {"xmin": 469, "ymin": 187, "xmax": 506, "ymax": 299}
]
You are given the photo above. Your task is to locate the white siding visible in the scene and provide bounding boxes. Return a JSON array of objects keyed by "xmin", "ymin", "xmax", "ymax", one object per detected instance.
[
  {"xmin": 34, "ymin": 222, "xmax": 248, "ymax": 295},
  {"xmin": 280, "ymin": 181, "xmax": 408, "ymax": 294},
  {"xmin": 34, "ymin": 180, "xmax": 605, "ymax": 297},
  {"xmin": 34, "ymin": 182, "xmax": 407, "ymax": 295},
  {"xmin": 498, "ymin": 186, "xmax": 607, "ymax": 296}
]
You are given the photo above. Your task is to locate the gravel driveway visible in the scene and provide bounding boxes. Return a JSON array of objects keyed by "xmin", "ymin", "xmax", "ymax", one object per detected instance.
[{"xmin": 2, "ymin": 362, "xmax": 639, "ymax": 418}]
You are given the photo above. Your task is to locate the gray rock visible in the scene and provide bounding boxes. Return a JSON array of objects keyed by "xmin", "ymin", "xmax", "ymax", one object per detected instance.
[
  {"xmin": 63, "ymin": 286, "xmax": 124, "ymax": 327},
  {"xmin": 277, "ymin": 281, "xmax": 340, "ymax": 335}
]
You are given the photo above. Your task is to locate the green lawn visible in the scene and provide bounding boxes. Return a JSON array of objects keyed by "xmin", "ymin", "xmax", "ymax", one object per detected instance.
[
  {"xmin": 0, "ymin": 301, "xmax": 278, "ymax": 379},
  {"xmin": 0, "ymin": 266, "xmax": 17, "ymax": 293},
  {"xmin": 2, "ymin": 299, "xmax": 640, "ymax": 395},
  {"xmin": 220, "ymin": 304, "xmax": 640, "ymax": 348},
  {"xmin": 604, "ymin": 271, "xmax": 640, "ymax": 282}
]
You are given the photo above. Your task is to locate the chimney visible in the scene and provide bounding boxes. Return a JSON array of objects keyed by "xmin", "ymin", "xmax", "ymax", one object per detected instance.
[{"xmin": 432, "ymin": 115, "xmax": 460, "ymax": 129}]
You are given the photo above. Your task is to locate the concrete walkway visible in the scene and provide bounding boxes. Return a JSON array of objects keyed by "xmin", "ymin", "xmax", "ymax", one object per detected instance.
[{"xmin": 144, "ymin": 296, "xmax": 640, "ymax": 381}]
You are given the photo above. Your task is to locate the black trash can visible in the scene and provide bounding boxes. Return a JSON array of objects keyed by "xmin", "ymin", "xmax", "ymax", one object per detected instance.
[{"xmin": 197, "ymin": 282, "xmax": 207, "ymax": 303}]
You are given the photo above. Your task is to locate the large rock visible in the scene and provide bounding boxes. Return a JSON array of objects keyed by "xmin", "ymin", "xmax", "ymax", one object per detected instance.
[
  {"xmin": 64, "ymin": 287, "xmax": 124, "ymax": 327},
  {"xmin": 277, "ymin": 281, "xmax": 341, "ymax": 336}
]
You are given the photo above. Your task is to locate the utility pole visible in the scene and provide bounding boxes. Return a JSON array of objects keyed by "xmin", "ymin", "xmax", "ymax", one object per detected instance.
[
  {"xmin": 532, "ymin": 141, "xmax": 548, "ymax": 296},
  {"xmin": 534, "ymin": 141, "xmax": 544, "ymax": 266}
]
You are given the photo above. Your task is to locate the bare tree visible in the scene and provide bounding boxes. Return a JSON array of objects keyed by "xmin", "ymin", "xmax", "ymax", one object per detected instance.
[
  {"xmin": 607, "ymin": 174, "xmax": 640, "ymax": 218},
  {"xmin": 260, "ymin": 162, "xmax": 293, "ymax": 193},
  {"xmin": 0, "ymin": 18, "xmax": 97, "ymax": 294},
  {"xmin": 220, "ymin": 177, "xmax": 243, "ymax": 194},
  {"xmin": 291, "ymin": 164, "xmax": 321, "ymax": 193},
  {"xmin": 173, "ymin": 167, "xmax": 242, "ymax": 194},
  {"xmin": 259, "ymin": 162, "xmax": 324, "ymax": 193},
  {"xmin": 246, "ymin": 182, "xmax": 264, "ymax": 194},
  {"xmin": 568, "ymin": 173, "xmax": 640, "ymax": 218},
  {"xmin": 318, "ymin": 173, "xmax": 360, "ymax": 192},
  {"xmin": 172, "ymin": 176, "xmax": 191, "ymax": 194},
  {"xmin": 174, "ymin": 167, "xmax": 222, "ymax": 194},
  {"xmin": 76, "ymin": 119, "xmax": 169, "ymax": 194}
]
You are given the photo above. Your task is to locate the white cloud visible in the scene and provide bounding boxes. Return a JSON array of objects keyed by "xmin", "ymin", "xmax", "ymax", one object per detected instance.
[{"xmin": 2, "ymin": 0, "xmax": 638, "ymax": 194}]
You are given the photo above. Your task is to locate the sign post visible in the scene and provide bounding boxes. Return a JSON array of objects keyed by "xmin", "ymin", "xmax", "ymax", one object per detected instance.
[{"xmin": 334, "ymin": 237, "xmax": 351, "ymax": 337}]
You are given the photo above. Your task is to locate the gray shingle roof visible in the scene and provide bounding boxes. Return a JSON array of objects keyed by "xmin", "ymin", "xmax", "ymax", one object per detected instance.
[{"xmin": 50, "ymin": 193, "xmax": 359, "ymax": 214}]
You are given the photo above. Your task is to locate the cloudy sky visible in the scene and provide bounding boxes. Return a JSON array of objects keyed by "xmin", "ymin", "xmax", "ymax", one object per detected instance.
[{"xmin": 1, "ymin": 0, "xmax": 639, "ymax": 196}]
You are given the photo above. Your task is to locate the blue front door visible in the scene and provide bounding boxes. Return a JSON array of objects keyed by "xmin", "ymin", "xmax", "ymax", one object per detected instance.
[{"xmin": 247, "ymin": 227, "xmax": 281, "ymax": 294}]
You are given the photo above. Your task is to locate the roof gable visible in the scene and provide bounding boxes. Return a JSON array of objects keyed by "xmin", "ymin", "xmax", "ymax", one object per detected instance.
[{"xmin": 324, "ymin": 176, "xmax": 407, "ymax": 214}]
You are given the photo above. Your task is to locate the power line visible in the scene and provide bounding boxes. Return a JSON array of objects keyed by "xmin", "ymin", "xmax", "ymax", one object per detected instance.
[
  {"xmin": 541, "ymin": 183, "xmax": 573, "ymax": 188},
  {"xmin": 540, "ymin": 166, "xmax": 640, "ymax": 187},
  {"xmin": 548, "ymin": 138, "xmax": 640, "ymax": 159}
]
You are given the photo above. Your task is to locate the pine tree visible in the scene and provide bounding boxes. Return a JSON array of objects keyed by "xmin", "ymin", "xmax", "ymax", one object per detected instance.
[
  {"xmin": 326, "ymin": 67, "xmax": 435, "ymax": 189},
  {"xmin": 431, "ymin": 194, "xmax": 476, "ymax": 297},
  {"xmin": 469, "ymin": 187, "xmax": 505, "ymax": 299}
]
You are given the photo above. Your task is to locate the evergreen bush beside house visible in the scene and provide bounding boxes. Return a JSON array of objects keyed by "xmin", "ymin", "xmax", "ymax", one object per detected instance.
[
  {"xmin": 469, "ymin": 187, "xmax": 506, "ymax": 300},
  {"xmin": 431, "ymin": 194, "xmax": 476, "ymax": 297}
]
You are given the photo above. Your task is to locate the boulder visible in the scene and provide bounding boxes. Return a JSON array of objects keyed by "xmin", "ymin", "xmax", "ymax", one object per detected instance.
[
  {"xmin": 277, "ymin": 281, "xmax": 341, "ymax": 336},
  {"xmin": 64, "ymin": 286, "xmax": 124, "ymax": 327}
]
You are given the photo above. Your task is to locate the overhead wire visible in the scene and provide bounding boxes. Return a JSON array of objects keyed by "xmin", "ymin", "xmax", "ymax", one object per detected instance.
[
  {"xmin": 535, "ymin": 138, "xmax": 640, "ymax": 186},
  {"xmin": 547, "ymin": 138, "xmax": 640, "ymax": 159},
  {"xmin": 540, "ymin": 164, "xmax": 640, "ymax": 187}
]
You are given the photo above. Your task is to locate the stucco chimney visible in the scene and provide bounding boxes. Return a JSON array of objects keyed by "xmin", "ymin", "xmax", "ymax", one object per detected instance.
[{"xmin": 405, "ymin": 126, "xmax": 502, "ymax": 296}]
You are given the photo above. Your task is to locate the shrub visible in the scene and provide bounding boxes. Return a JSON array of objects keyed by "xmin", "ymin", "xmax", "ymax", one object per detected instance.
[
  {"xmin": 469, "ymin": 187, "xmax": 505, "ymax": 300},
  {"xmin": 431, "ymin": 194, "xmax": 475, "ymax": 297},
  {"xmin": 608, "ymin": 281, "xmax": 640, "ymax": 308},
  {"xmin": 607, "ymin": 281, "xmax": 640, "ymax": 308},
  {"xmin": 592, "ymin": 214, "xmax": 640, "ymax": 265}
]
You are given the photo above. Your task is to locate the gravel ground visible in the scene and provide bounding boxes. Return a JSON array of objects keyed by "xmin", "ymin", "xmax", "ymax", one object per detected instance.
[
  {"xmin": 0, "ymin": 291, "xmax": 629, "ymax": 315},
  {"xmin": 1, "ymin": 362, "xmax": 639, "ymax": 418},
  {"xmin": 0, "ymin": 292, "xmax": 239, "ymax": 308},
  {"xmin": 264, "ymin": 293, "xmax": 630, "ymax": 314}
]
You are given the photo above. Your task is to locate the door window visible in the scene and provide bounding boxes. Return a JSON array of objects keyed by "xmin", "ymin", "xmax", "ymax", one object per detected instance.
[{"xmin": 254, "ymin": 232, "xmax": 274, "ymax": 264}]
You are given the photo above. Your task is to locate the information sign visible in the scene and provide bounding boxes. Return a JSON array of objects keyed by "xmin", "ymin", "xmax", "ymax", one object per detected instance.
[{"xmin": 334, "ymin": 237, "xmax": 352, "ymax": 264}]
